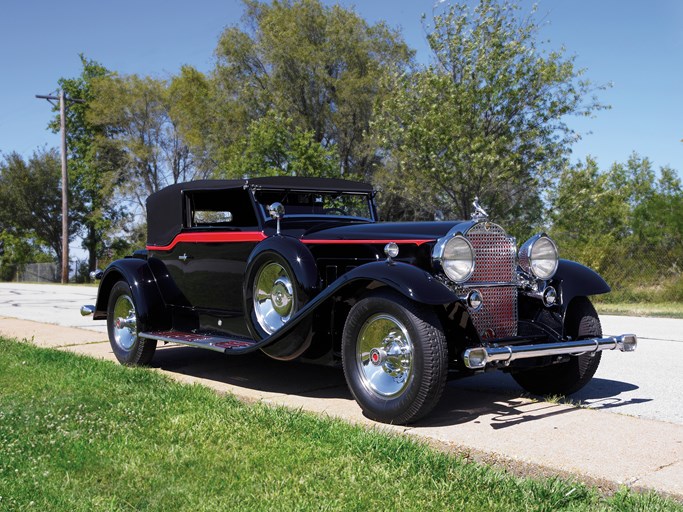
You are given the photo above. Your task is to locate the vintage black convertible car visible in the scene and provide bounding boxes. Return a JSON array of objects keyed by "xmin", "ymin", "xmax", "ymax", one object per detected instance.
[{"xmin": 82, "ymin": 177, "xmax": 636, "ymax": 424}]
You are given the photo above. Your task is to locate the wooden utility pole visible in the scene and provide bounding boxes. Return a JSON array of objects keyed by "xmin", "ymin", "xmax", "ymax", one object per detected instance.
[{"xmin": 36, "ymin": 91, "xmax": 84, "ymax": 284}]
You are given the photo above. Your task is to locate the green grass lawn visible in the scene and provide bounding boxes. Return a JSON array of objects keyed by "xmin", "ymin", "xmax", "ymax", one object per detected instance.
[{"xmin": 0, "ymin": 338, "xmax": 680, "ymax": 511}]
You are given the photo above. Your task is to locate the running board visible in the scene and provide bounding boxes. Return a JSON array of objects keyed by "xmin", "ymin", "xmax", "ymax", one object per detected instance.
[{"xmin": 139, "ymin": 330, "xmax": 258, "ymax": 354}]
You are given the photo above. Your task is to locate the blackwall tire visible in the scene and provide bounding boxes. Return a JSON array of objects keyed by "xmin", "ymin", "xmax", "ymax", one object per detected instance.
[
  {"xmin": 107, "ymin": 281, "xmax": 156, "ymax": 366},
  {"xmin": 244, "ymin": 250, "xmax": 311, "ymax": 360},
  {"xmin": 341, "ymin": 290, "xmax": 448, "ymax": 425},
  {"xmin": 512, "ymin": 297, "xmax": 602, "ymax": 396}
]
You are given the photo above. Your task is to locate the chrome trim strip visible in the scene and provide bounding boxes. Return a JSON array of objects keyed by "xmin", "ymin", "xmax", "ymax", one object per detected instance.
[
  {"xmin": 462, "ymin": 334, "xmax": 637, "ymax": 369},
  {"xmin": 460, "ymin": 281, "xmax": 520, "ymax": 288}
]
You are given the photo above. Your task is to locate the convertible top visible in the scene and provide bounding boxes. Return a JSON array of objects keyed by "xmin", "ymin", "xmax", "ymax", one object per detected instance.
[{"xmin": 146, "ymin": 177, "xmax": 374, "ymax": 246}]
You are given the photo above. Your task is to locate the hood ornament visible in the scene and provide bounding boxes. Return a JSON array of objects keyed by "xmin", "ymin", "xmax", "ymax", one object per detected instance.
[{"xmin": 471, "ymin": 197, "xmax": 489, "ymax": 221}]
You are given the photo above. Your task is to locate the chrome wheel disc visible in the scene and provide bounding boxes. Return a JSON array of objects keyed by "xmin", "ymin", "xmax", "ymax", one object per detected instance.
[
  {"xmin": 112, "ymin": 294, "xmax": 137, "ymax": 350},
  {"xmin": 356, "ymin": 314, "xmax": 413, "ymax": 398},
  {"xmin": 253, "ymin": 262, "xmax": 295, "ymax": 334}
]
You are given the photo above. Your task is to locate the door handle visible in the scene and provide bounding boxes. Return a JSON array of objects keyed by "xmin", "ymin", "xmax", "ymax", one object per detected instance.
[{"xmin": 178, "ymin": 253, "xmax": 189, "ymax": 262}]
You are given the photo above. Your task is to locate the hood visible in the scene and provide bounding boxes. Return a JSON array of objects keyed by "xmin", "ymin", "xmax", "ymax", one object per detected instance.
[{"xmin": 299, "ymin": 221, "xmax": 467, "ymax": 243}]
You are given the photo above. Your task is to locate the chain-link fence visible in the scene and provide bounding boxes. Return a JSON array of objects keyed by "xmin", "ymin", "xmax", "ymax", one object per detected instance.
[
  {"xmin": 561, "ymin": 245, "xmax": 683, "ymax": 303},
  {"xmin": 15, "ymin": 263, "xmax": 60, "ymax": 283}
]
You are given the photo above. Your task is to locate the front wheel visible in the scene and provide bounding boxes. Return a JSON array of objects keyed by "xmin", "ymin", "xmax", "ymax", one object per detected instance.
[
  {"xmin": 107, "ymin": 281, "xmax": 156, "ymax": 366},
  {"xmin": 512, "ymin": 297, "xmax": 602, "ymax": 396},
  {"xmin": 341, "ymin": 290, "xmax": 448, "ymax": 424}
]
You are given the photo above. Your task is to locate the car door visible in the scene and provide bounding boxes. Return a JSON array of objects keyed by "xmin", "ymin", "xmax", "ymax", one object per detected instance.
[{"xmin": 159, "ymin": 187, "xmax": 264, "ymax": 314}]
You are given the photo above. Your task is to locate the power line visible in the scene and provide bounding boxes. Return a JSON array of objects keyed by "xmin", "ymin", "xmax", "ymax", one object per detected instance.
[{"xmin": 35, "ymin": 91, "xmax": 84, "ymax": 284}]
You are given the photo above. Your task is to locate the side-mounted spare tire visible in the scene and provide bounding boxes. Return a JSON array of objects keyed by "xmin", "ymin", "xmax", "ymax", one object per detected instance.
[{"xmin": 243, "ymin": 237, "xmax": 318, "ymax": 360}]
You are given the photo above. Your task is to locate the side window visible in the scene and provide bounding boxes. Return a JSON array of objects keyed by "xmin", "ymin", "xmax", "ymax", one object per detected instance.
[
  {"xmin": 194, "ymin": 210, "xmax": 233, "ymax": 225},
  {"xmin": 186, "ymin": 189, "xmax": 258, "ymax": 229}
]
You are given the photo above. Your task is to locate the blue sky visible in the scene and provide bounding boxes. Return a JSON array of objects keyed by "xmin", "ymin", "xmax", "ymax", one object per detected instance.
[{"xmin": 1, "ymin": 0, "xmax": 682, "ymax": 176}]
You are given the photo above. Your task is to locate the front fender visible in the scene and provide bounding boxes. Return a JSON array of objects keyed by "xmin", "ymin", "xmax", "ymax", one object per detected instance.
[
  {"xmin": 260, "ymin": 261, "xmax": 457, "ymax": 349},
  {"xmin": 341, "ymin": 261, "xmax": 456, "ymax": 305},
  {"xmin": 553, "ymin": 259, "xmax": 610, "ymax": 312},
  {"xmin": 245, "ymin": 235, "xmax": 319, "ymax": 300},
  {"xmin": 94, "ymin": 258, "xmax": 170, "ymax": 331}
]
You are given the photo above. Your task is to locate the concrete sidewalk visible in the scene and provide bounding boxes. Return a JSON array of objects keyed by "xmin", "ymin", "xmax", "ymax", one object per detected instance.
[{"xmin": 1, "ymin": 316, "xmax": 681, "ymax": 500}]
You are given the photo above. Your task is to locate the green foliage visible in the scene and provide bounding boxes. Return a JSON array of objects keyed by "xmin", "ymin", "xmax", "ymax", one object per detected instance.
[
  {"xmin": 2, "ymin": 338, "xmax": 681, "ymax": 511},
  {"xmin": 549, "ymin": 153, "xmax": 683, "ymax": 301},
  {"xmin": 0, "ymin": 149, "xmax": 70, "ymax": 267},
  {"xmin": 211, "ymin": 0, "xmax": 412, "ymax": 178},
  {"xmin": 0, "ymin": 232, "xmax": 51, "ymax": 281},
  {"xmin": 374, "ymin": 0, "xmax": 606, "ymax": 232},
  {"xmin": 52, "ymin": 55, "xmax": 128, "ymax": 272},
  {"xmin": 11, "ymin": 0, "xmax": 674, "ymax": 304},
  {"xmin": 88, "ymin": 73, "xmax": 205, "ymax": 205},
  {"xmin": 219, "ymin": 111, "xmax": 340, "ymax": 178},
  {"xmin": 169, "ymin": 66, "xmax": 214, "ymax": 176}
]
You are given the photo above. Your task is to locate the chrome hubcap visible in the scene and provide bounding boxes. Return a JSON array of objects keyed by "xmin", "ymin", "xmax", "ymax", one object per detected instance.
[
  {"xmin": 253, "ymin": 262, "xmax": 295, "ymax": 334},
  {"xmin": 112, "ymin": 294, "xmax": 137, "ymax": 350},
  {"xmin": 356, "ymin": 314, "xmax": 413, "ymax": 398}
]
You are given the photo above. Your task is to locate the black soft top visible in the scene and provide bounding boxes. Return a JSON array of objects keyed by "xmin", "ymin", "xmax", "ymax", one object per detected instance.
[{"xmin": 146, "ymin": 177, "xmax": 373, "ymax": 246}]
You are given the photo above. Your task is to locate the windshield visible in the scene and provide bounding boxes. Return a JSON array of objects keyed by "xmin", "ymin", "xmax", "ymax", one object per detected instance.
[{"xmin": 254, "ymin": 190, "xmax": 374, "ymax": 221}]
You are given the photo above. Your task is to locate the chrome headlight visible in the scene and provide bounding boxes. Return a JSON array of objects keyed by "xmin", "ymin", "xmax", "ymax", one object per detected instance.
[
  {"xmin": 434, "ymin": 235, "xmax": 475, "ymax": 283},
  {"xmin": 519, "ymin": 234, "xmax": 559, "ymax": 280}
]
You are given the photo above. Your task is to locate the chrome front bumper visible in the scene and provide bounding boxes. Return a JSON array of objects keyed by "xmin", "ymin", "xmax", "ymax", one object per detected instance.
[{"xmin": 463, "ymin": 334, "xmax": 637, "ymax": 369}]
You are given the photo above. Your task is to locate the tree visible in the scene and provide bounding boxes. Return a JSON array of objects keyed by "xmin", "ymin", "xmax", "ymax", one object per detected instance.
[
  {"xmin": 169, "ymin": 65, "xmax": 215, "ymax": 177},
  {"xmin": 51, "ymin": 55, "xmax": 127, "ymax": 273},
  {"xmin": 628, "ymin": 159, "xmax": 683, "ymax": 264},
  {"xmin": 548, "ymin": 153, "xmax": 683, "ymax": 291},
  {"xmin": 88, "ymin": 73, "xmax": 206, "ymax": 211},
  {"xmin": 374, "ymin": 0, "xmax": 606, "ymax": 233},
  {"xmin": 547, "ymin": 156, "xmax": 626, "ymax": 270},
  {"xmin": 211, "ymin": 0, "xmax": 412, "ymax": 178},
  {"xmin": 0, "ymin": 231, "xmax": 52, "ymax": 281},
  {"xmin": 222, "ymin": 111, "xmax": 340, "ymax": 178},
  {"xmin": 0, "ymin": 149, "xmax": 73, "ymax": 278}
]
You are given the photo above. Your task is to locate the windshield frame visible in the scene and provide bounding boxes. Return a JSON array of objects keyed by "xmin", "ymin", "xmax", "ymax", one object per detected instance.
[{"xmin": 251, "ymin": 188, "xmax": 377, "ymax": 223}]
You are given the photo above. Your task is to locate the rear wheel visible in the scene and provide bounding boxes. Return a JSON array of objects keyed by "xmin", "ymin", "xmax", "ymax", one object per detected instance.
[
  {"xmin": 512, "ymin": 297, "xmax": 602, "ymax": 396},
  {"xmin": 107, "ymin": 281, "xmax": 156, "ymax": 365},
  {"xmin": 342, "ymin": 290, "xmax": 448, "ymax": 424}
]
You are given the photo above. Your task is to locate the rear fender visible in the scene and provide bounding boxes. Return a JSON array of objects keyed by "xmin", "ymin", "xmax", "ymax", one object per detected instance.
[{"xmin": 94, "ymin": 258, "xmax": 170, "ymax": 331}]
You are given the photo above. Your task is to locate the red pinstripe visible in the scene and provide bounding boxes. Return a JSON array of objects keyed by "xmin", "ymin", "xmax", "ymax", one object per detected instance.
[{"xmin": 147, "ymin": 232, "xmax": 434, "ymax": 251}]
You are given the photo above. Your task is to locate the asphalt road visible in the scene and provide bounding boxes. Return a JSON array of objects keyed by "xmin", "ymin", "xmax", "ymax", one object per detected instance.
[{"xmin": 1, "ymin": 282, "xmax": 682, "ymax": 425}]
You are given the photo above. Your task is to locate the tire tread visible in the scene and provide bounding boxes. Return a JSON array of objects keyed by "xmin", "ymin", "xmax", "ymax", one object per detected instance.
[
  {"xmin": 342, "ymin": 289, "xmax": 448, "ymax": 424},
  {"xmin": 107, "ymin": 281, "xmax": 156, "ymax": 366},
  {"xmin": 512, "ymin": 297, "xmax": 602, "ymax": 396}
]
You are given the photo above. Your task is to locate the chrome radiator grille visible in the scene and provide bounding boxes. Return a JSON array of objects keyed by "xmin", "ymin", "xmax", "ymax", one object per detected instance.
[{"xmin": 465, "ymin": 222, "xmax": 518, "ymax": 339}]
